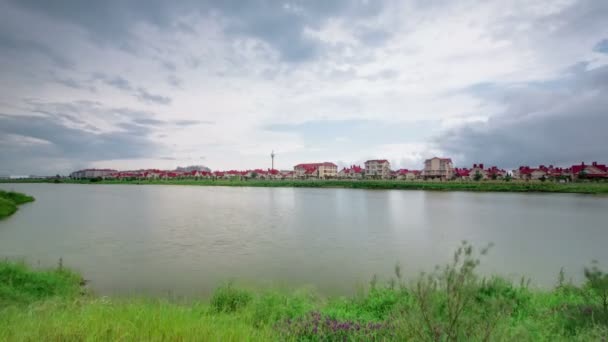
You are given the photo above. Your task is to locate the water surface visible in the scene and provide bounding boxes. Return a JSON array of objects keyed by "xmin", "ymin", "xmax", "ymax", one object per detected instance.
[{"xmin": 1, "ymin": 183, "xmax": 607, "ymax": 297}]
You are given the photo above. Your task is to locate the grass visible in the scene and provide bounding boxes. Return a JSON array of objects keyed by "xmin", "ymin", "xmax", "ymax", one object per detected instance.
[
  {"xmin": 2, "ymin": 243, "xmax": 608, "ymax": 341},
  {"xmin": 4, "ymin": 178, "xmax": 608, "ymax": 194},
  {"xmin": 0, "ymin": 190, "xmax": 35, "ymax": 219}
]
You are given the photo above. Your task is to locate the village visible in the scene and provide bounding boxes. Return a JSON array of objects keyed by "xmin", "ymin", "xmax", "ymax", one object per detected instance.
[{"xmin": 69, "ymin": 157, "xmax": 608, "ymax": 182}]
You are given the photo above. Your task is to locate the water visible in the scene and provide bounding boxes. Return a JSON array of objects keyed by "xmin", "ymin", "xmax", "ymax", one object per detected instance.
[{"xmin": 1, "ymin": 183, "xmax": 607, "ymax": 297}]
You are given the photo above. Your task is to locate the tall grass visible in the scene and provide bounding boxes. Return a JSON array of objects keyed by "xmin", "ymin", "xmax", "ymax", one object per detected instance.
[{"xmin": 1, "ymin": 245, "xmax": 608, "ymax": 341}]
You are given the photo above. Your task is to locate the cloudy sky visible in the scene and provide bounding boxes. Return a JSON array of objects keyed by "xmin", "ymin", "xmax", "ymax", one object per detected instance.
[{"xmin": 1, "ymin": 0, "xmax": 607, "ymax": 175}]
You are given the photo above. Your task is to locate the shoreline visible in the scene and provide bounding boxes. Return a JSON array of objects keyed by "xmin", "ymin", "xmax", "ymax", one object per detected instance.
[
  {"xmin": 3, "ymin": 179, "xmax": 608, "ymax": 194},
  {"xmin": 1, "ymin": 243, "xmax": 606, "ymax": 341}
]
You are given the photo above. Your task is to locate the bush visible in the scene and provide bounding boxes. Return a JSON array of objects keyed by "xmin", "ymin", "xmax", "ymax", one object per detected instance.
[
  {"xmin": 398, "ymin": 241, "xmax": 517, "ymax": 341},
  {"xmin": 210, "ymin": 283, "xmax": 252, "ymax": 313},
  {"xmin": 584, "ymin": 261, "xmax": 608, "ymax": 315}
]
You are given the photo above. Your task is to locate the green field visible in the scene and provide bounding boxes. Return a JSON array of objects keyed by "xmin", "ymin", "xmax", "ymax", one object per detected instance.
[
  {"xmin": 4, "ymin": 178, "xmax": 608, "ymax": 194},
  {"xmin": 0, "ymin": 190, "xmax": 34, "ymax": 219},
  {"xmin": 2, "ymin": 242, "xmax": 608, "ymax": 341}
]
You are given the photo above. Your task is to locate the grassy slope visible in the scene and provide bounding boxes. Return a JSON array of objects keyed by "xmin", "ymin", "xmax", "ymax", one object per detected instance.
[
  {"xmin": 4, "ymin": 178, "xmax": 608, "ymax": 194},
  {"xmin": 0, "ymin": 197, "xmax": 17, "ymax": 219},
  {"xmin": 1, "ymin": 251, "xmax": 608, "ymax": 341},
  {"xmin": 0, "ymin": 190, "xmax": 34, "ymax": 219}
]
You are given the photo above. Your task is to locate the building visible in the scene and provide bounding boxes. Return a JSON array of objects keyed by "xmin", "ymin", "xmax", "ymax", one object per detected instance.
[
  {"xmin": 393, "ymin": 169, "xmax": 421, "ymax": 180},
  {"xmin": 485, "ymin": 166, "xmax": 507, "ymax": 180},
  {"xmin": 453, "ymin": 168, "xmax": 471, "ymax": 180},
  {"xmin": 338, "ymin": 165, "xmax": 364, "ymax": 179},
  {"xmin": 70, "ymin": 169, "xmax": 117, "ymax": 179},
  {"xmin": 571, "ymin": 161, "xmax": 608, "ymax": 181},
  {"xmin": 364, "ymin": 160, "xmax": 391, "ymax": 179},
  {"xmin": 422, "ymin": 157, "xmax": 453, "ymax": 180},
  {"xmin": 294, "ymin": 162, "xmax": 338, "ymax": 179},
  {"xmin": 469, "ymin": 163, "xmax": 487, "ymax": 180}
]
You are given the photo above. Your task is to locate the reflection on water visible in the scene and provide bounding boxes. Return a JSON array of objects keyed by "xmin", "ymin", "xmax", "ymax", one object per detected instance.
[{"xmin": 0, "ymin": 183, "xmax": 607, "ymax": 297}]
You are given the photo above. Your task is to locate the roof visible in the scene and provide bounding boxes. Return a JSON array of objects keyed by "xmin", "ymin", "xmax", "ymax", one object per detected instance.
[
  {"xmin": 365, "ymin": 159, "xmax": 389, "ymax": 164},
  {"xmin": 453, "ymin": 168, "xmax": 471, "ymax": 177},
  {"xmin": 340, "ymin": 165, "xmax": 364, "ymax": 174}
]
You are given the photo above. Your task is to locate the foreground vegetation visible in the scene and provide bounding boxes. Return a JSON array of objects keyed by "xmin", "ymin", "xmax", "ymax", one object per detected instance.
[
  {"xmin": 0, "ymin": 190, "xmax": 34, "ymax": 219},
  {"xmin": 4, "ymin": 178, "xmax": 608, "ymax": 194},
  {"xmin": 2, "ymin": 242, "xmax": 608, "ymax": 341}
]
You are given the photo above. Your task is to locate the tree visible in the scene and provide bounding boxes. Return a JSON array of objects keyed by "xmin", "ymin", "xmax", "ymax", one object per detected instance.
[
  {"xmin": 504, "ymin": 174, "xmax": 512, "ymax": 182},
  {"xmin": 473, "ymin": 171, "xmax": 483, "ymax": 181}
]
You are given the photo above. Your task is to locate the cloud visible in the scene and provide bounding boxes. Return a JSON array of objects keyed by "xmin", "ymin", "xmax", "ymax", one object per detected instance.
[
  {"xmin": 1, "ymin": 0, "xmax": 607, "ymax": 173},
  {"xmin": 0, "ymin": 111, "xmax": 163, "ymax": 175},
  {"xmin": 437, "ymin": 64, "xmax": 608, "ymax": 168},
  {"xmin": 594, "ymin": 39, "xmax": 608, "ymax": 54},
  {"xmin": 89, "ymin": 73, "xmax": 171, "ymax": 105},
  {"xmin": 135, "ymin": 87, "xmax": 171, "ymax": 105},
  {"xmin": 7, "ymin": 0, "xmax": 391, "ymax": 63}
]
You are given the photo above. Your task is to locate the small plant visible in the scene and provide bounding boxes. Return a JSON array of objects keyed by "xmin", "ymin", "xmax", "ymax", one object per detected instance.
[{"xmin": 210, "ymin": 283, "xmax": 252, "ymax": 313}]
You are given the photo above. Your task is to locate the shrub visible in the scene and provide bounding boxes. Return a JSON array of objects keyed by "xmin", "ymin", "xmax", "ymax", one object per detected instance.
[
  {"xmin": 400, "ymin": 241, "xmax": 516, "ymax": 341},
  {"xmin": 584, "ymin": 261, "xmax": 608, "ymax": 315},
  {"xmin": 210, "ymin": 283, "xmax": 252, "ymax": 313}
]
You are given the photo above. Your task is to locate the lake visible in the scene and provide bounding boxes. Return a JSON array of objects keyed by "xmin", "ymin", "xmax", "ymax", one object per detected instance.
[{"xmin": 1, "ymin": 183, "xmax": 607, "ymax": 297}]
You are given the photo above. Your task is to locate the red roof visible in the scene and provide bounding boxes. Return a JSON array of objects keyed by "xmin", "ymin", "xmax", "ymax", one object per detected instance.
[
  {"xmin": 454, "ymin": 168, "xmax": 471, "ymax": 177},
  {"xmin": 571, "ymin": 162, "xmax": 608, "ymax": 177},
  {"xmin": 341, "ymin": 165, "xmax": 364, "ymax": 174}
]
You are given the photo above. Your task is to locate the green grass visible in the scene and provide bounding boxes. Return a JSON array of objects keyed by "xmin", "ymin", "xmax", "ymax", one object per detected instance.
[
  {"xmin": 4, "ymin": 178, "xmax": 608, "ymax": 194},
  {"xmin": 2, "ymin": 244, "xmax": 608, "ymax": 341},
  {"xmin": 0, "ymin": 190, "xmax": 34, "ymax": 219}
]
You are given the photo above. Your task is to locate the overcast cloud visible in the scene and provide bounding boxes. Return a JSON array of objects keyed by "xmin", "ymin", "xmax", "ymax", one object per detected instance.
[{"xmin": 0, "ymin": 0, "xmax": 607, "ymax": 175}]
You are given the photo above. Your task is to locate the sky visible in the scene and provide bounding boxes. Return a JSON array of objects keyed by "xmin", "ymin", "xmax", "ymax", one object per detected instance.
[{"xmin": 0, "ymin": 0, "xmax": 607, "ymax": 175}]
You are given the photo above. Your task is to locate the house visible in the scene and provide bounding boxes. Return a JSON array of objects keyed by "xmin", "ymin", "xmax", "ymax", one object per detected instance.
[
  {"xmin": 393, "ymin": 169, "xmax": 421, "ymax": 180},
  {"xmin": 338, "ymin": 165, "xmax": 364, "ymax": 179},
  {"xmin": 469, "ymin": 164, "xmax": 487, "ymax": 180},
  {"xmin": 422, "ymin": 157, "xmax": 453, "ymax": 180},
  {"xmin": 571, "ymin": 162, "xmax": 608, "ymax": 180},
  {"xmin": 485, "ymin": 166, "xmax": 507, "ymax": 180},
  {"xmin": 452, "ymin": 168, "xmax": 471, "ymax": 180},
  {"xmin": 513, "ymin": 165, "xmax": 550, "ymax": 181},
  {"xmin": 364, "ymin": 160, "xmax": 391, "ymax": 179},
  {"xmin": 294, "ymin": 162, "xmax": 338, "ymax": 179},
  {"xmin": 70, "ymin": 169, "xmax": 117, "ymax": 179}
]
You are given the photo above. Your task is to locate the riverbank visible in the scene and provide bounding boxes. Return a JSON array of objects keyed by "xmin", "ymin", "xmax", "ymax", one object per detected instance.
[
  {"xmin": 2, "ymin": 243, "xmax": 607, "ymax": 341},
  {"xmin": 4, "ymin": 178, "xmax": 608, "ymax": 194},
  {"xmin": 0, "ymin": 190, "xmax": 34, "ymax": 219}
]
